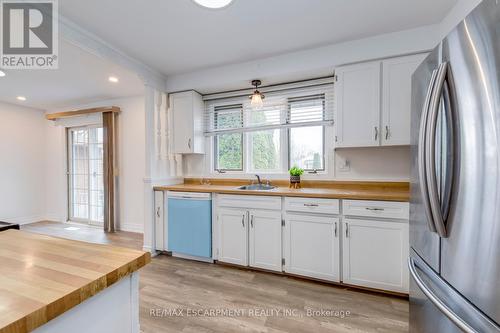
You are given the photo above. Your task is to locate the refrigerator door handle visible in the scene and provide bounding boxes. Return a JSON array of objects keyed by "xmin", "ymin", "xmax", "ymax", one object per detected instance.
[
  {"xmin": 425, "ymin": 62, "xmax": 450, "ymax": 237},
  {"xmin": 408, "ymin": 257, "xmax": 476, "ymax": 333},
  {"xmin": 418, "ymin": 68, "xmax": 439, "ymax": 233}
]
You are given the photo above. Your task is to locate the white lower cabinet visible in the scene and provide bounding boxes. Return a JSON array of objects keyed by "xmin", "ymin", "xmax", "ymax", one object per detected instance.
[
  {"xmin": 284, "ymin": 214, "xmax": 340, "ymax": 282},
  {"xmin": 214, "ymin": 195, "xmax": 410, "ymax": 293},
  {"xmin": 218, "ymin": 208, "xmax": 248, "ymax": 266},
  {"xmin": 342, "ymin": 218, "xmax": 409, "ymax": 293},
  {"xmin": 249, "ymin": 210, "xmax": 282, "ymax": 272}
]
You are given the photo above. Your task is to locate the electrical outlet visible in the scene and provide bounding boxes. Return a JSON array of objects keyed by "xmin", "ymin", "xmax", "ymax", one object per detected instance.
[{"xmin": 339, "ymin": 158, "xmax": 350, "ymax": 172}]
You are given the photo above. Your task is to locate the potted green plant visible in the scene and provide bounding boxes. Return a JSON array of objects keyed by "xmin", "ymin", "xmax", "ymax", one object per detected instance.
[{"xmin": 289, "ymin": 166, "xmax": 304, "ymax": 189}]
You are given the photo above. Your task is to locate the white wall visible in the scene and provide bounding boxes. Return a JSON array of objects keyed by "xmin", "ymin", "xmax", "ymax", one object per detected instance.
[
  {"xmin": 45, "ymin": 96, "xmax": 146, "ymax": 233},
  {"xmin": 0, "ymin": 102, "xmax": 47, "ymax": 224},
  {"xmin": 169, "ymin": 0, "xmax": 482, "ymax": 182}
]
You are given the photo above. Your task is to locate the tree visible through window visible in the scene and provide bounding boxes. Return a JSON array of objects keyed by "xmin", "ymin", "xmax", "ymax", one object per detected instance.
[{"xmin": 214, "ymin": 105, "xmax": 243, "ymax": 170}]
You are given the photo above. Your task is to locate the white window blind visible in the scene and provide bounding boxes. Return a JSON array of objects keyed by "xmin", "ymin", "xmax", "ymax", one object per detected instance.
[{"xmin": 204, "ymin": 78, "xmax": 334, "ymax": 136}]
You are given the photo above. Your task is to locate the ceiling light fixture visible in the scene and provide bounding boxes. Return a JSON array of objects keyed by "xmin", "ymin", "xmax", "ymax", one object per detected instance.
[
  {"xmin": 249, "ymin": 80, "xmax": 264, "ymax": 108},
  {"xmin": 108, "ymin": 76, "xmax": 119, "ymax": 83},
  {"xmin": 16, "ymin": 96, "xmax": 26, "ymax": 101},
  {"xmin": 193, "ymin": 0, "xmax": 233, "ymax": 9},
  {"xmin": 0, "ymin": 70, "xmax": 5, "ymax": 77}
]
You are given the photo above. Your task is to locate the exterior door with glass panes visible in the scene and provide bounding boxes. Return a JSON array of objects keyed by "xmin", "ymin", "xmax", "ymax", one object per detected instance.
[{"xmin": 68, "ymin": 127, "xmax": 104, "ymax": 226}]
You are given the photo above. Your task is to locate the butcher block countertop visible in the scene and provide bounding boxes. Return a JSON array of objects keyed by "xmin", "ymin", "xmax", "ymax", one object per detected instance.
[
  {"xmin": 0, "ymin": 230, "xmax": 150, "ymax": 333},
  {"xmin": 155, "ymin": 178, "xmax": 410, "ymax": 202}
]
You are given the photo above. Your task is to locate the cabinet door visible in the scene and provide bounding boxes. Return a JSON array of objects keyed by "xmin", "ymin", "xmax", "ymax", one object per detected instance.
[
  {"xmin": 284, "ymin": 214, "xmax": 340, "ymax": 282},
  {"xmin": 218, "ymin": 208, "xmax": 248, "ymax": 266},
  {"xmin": 382, "ymin": 54, "xmax": 426, "ymax": 146},
  {"xmin": 248, "ymin": 210, "xmax": 282, "ymax": 272},
  {"xmin": 154, "ymin": 191, "xmax": 165, "ymax": 251},
  {"xmin": 335, "ymin": 61, "xmax": 381, "ymax": 147},
  {"xmin": 342, "ymin": 218, "xmax": 409, "ymax": 293},
  {"xmin": 171, "ymin": 91, "xmax": 194, "ymax": 154}
]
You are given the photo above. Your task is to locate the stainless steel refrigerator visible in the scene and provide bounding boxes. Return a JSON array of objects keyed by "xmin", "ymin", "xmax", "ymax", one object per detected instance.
[{"xmin": 409, "ymin": 0, "xmax": 500, "ymax": 332}]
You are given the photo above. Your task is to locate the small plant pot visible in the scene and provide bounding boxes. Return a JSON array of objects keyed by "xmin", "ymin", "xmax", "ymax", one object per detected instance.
[{"xmin": 290, "ymin": 175, "xmax": 301, "ymax": 189}]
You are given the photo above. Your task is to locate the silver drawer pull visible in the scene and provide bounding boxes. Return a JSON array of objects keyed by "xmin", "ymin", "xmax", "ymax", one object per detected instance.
[
  {"xmin": 365, "ymin": 207, "xmax": 384, "ymax": 211},
  {"xmin": 304, "ymin": 203, "xmax": 319, "ymax": 207}
]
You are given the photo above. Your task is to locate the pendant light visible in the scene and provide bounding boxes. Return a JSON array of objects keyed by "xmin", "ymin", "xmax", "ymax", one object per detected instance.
[{"xmin": 249, "ymin": 80, "xmax": 264, "ymax": 108}]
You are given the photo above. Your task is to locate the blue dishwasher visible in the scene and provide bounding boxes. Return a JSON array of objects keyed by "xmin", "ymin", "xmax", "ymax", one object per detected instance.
[{"xmin": 167, "ymin": 191, "xmax": 212, "ymax": 260}]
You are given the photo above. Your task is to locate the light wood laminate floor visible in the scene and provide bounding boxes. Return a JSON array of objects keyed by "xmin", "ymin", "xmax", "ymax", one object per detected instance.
[{"xmin": 22, "ymin": 221, "xmax": 409, "ymax": 333}]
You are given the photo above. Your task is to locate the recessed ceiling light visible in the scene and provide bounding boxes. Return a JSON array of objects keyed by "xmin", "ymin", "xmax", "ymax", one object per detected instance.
[
  {"xmin": 16, "ymin": 96, "xmax": 26, "ymax": 101},
  {"xmin": 108, "ymin": 76, "xmax": 119, "ymax": 83},
  {"xmin": 0, "ymin": 70, "xmax": 5, "ymax": 77},
  {"xmin": 193, "ymin": 0, "xmax": 233, "ymax": 9}
]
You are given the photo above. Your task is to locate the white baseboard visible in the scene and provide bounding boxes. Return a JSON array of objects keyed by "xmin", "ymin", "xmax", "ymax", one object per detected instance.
[
  {"xmin": 44, "ymin": 213, "xmax": 66, "ymax": 223},
  {"xmin": 119, "ymin": 223, "xmax": 144, "ymax": 233},
  {"xmin": 0, "ymin": 214, "xmax": 46, "ymax": 225}
]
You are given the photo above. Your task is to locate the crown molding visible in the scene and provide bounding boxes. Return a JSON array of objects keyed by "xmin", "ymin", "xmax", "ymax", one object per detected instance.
[{"xmin": 59, "ymin": 15, "xmax": 167, "ymax": 91}]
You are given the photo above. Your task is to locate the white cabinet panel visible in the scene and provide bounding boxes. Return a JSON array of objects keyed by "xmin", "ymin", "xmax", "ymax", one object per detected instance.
[
  {"xmin": 284, "ymin": 197, "xmax": 339, "ymax": 215},
  {"xmin": 342, "ymin": 218, "xmax": 409, "ymax": 293},
  {"xmin": 154, "ymin": 191, "xmax": 165, "ymax": 251},
  {"xmin": 342, "ymin": 200, "xmax": 409, "ymax": 220},
  {"xmin": 218, "ymin": 208, "xmax": 248, "ymax": 266},
  {"xmin": 249, "ymin": 210, "xmax": 282, "ymax": 272},
  {"xmin": 217, "ymin": 194, "xmax": 281, "ymax": 211},
  {"xmin": 284, "ymin": 214, "xmax": 340, "ymax": 282},
  {"xmin": 382, "ymin": 54, "xmax": 426, "ymax": 146},
  {"xmin": 335, "ymin": 61, "xmax": 381, "ymax": 148},
  {"xmin": 170, "ymin": 91, "xmax": 204, "ymax": 154}
]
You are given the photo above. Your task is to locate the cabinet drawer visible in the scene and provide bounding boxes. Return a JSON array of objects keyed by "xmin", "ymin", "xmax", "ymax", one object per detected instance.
[
  {"xmin": 217, "ymin": 194, "xmax": 282, "ymax": 211},
  {"xmin": 284, "ymin": 197, "xmax": 339, "ymax": 215},
  {"xmin": 342, "ymin": 200, "xmax": 409, "ymax": 220}
]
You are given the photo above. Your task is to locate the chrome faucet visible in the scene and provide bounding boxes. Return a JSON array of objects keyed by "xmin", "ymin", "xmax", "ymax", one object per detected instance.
[{"xmin": 255, "ymin": 174, "xmax": 262, "ymax": 185}]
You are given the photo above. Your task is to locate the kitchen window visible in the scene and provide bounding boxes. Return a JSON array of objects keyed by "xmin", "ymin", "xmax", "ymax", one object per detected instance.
[
  {"xmin": 206, "ymin": 79, "xmax": 334, "ymax": 174},
  {"xmin": 287, "ymin": 95, "xmax": 325, "ymax": 171},
  {"xmin": 213, "ymin": 104, "xmax": 244, "ymax": 171}
]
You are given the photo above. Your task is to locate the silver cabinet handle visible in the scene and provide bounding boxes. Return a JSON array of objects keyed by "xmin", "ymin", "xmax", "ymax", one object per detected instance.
[
  {"xmin": 426, "ymin": 62, "xmax": 449, "ymax": 237},
  {"xmin": 156, "ymin": 207, "xmax": 161, "ymax": 218},
  {"xmin": 345, "ymin": 223, "xmax": 349, "ymax": 238},
  {"xmin": 304, "ymin": 203, "xmax": 319, "ymax": 207},
  {"xmin": 250, "ymin": 215, "xmax": 254, "ymax": 228},
  {"xmin": 408, "ymin": 258, "xmax": 476, "ymax": 333},
  {"xmin": 385, "ymin": 125, "xmax": 390, "ymax": 140},
  {"xmin": 418, "ymin": 68, "xmax": 439, "ymax": 233},
  {"xmin": 241, "ymin": 214, "xmax": 245, "ymax": 227},
  {"xmin": 365, "ymin": 207, "xmax": 384, "ymax": 211},
  {"xmin": 374, "ymin": 126, "xmax": 379, "ymax": 141},
  {"xmin": 187, "ymin": 138, "xmax": 192, "ymax": 149},
  {"xmin": 334, "ymin": 222, "xmax": 337, "ymax": 237}
]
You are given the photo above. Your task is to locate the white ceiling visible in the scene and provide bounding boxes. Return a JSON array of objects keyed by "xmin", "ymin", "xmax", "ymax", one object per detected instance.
[
  {"xmin": 60, "ymin": 0, "xmax": 457, "ymax": 76},
  {"xmin": 0, "ymin": 41, "xmax": 145, "ymax": 110}
]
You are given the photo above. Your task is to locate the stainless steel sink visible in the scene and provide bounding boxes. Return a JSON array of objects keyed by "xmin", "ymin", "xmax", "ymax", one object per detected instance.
[{"xmin": 237, "ymin": 184, "xmax": 276, "ymax": 191}]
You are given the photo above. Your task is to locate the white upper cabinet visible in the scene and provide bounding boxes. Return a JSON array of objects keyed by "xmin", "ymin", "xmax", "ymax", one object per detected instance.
[
  {"xmin": 335, "ymin": 61, "xmax": 381, "ymax": 148},
  {"xmin": 170, "ymin": 90, "xmax": 205, "ymax": 154},
  {"xmin": 381, "ymin": 54, "xmax": 427, "ymax": 145},
  {"xmin": 335, "ymin": 53, "xmax": 427, "ymax": 148}
]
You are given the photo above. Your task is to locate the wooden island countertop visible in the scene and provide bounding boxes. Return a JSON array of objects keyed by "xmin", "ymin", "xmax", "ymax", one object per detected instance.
[
  {"xmin": 0, "ymin": 230, "xmax": 150, "ymax": 333},
  {"xmin": 155, "ymin": 178, "xmax": 410, "ymax": 202}
]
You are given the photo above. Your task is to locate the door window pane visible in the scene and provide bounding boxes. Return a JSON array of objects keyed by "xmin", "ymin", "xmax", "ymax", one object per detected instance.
[{"xmin": 69, "ymin": 127, "xmax": 104, "ymax": 225}]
